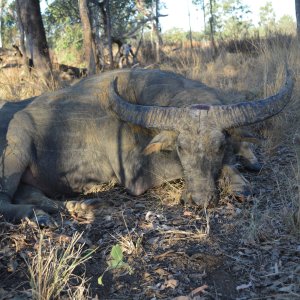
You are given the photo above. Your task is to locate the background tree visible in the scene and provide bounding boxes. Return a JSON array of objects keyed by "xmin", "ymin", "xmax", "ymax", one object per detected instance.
[
  {"xmin": 0, "ymin": 0, "xmax": 5, "ymax": 48},
  {"xmin": 259, "ymin": 1, "xmax": 276, "ymax": 35},
  {"xmin": 277, "ymin": 14, "xmax": 296, "ymax": 34},
  {"xmin": 295, "ymin": 0, "xmax": 300, "ymax": 38},
  {"xmin": 208, "ymin": 0, "xmax": 218, "ymax": 56},
  {"xmin": 136, "ymin": 0, "xmax": 164, "ymax": 63},
  {"xmin": 16, "ymin": 0, "xmax": 52, "ymax": 81},
  {"xmin": 192, "ymin": 0, "xmax": 206, "ymax": 34},
  {"xmin": 105, "ymin": 0, "xmax": 114, "ymax": 69},
  {"xmin": 220, "ymin": 0, "xmax": 252, "ymax": 39},
  {"xmin": 0, "ymin": 1, "xmax": 17, "ymax": 48},
  {"xmin": 44, "ymin": 0, "xmax": 83, "ymax": 65},
  {"xmin": 15, "ymin": 0, "xmax": 30, "ymax": 73},
  {"xmin": 79, "ymin": 0, "xmax": 97, "ymax": 74}
]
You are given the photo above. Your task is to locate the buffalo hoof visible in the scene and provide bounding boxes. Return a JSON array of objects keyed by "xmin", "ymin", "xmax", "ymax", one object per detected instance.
[
  {"xmin": 180, "ymin": 191, "xmax": 194, "ymax": 206},
  {"xmin": 245, "ymin": 162, "xmax": 262, "ymax": 172},
  {"xmin": 31, "ymin": 209, "xmax": 58, "ymax": 228},
  {"xmin": 66, "ymin": 198, "xmax": 109, "ymax": 213},
  {"xmin": 238, "ymin": 158, "xmax": 262, "ymax": 172},
  {"xmin": 180, "ymin": 190, "xmax": 216, "ymax": 208},
  {"xmin": 232, "ymin": 188, "xmax": 252, "ymax": 201}
]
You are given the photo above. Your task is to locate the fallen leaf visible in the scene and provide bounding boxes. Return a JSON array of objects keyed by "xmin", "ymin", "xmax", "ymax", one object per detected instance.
[
  {"xmin": 190, "ymin": 284, "xmax": 208, "ymax": 297},
  {"xmin": 278, "ymin": 285, "xmax": 294, "ymax": 293},
  {"xmin": 160, "ymin": 279, "xmax": 178, "ymax": 290},
  {"xmin": 143, "ymin": 272, "xmax": 152, "ymax": 281},
  {"xmin": 183, "ymin": 211, "xmax": 193, "ymax": 217},
  {"xmin": 164, "ymin": 279, "xmax": 179, "ymax": 289},
  {"xmin": 7, "ymin": 259, "xmax": 18, "ymax": 273},
  {"xmin": 154, "ymin": 268, "xmax": 170, "ymax": 278},
  {"xmin": 236, "ymin": 282, "xmax": 252, "ymax": 291}
]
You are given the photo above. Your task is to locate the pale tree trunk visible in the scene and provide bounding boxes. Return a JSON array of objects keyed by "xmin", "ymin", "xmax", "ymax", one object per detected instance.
[
  {"xmin": 17, "ymin": 0, "xmax": 52, "ymax": 83},
  {"xmin": 136, "ymin": 0, "xmax": 163, "ymax": 63},
  {"xmin": 0, "ymin": 0, "xmax": 4, "ymax": 48},
  {"xmin": 208, "ymin": 0, "xmax": 217, "ymax": 58},
  {"xmin": 202, "ymin": 0, "xmax": 206, "ymax": 33},
  {"xmin": 105, "ymin": 0, "xmax": 114, "ymax": 69},
  {"xmin": 296, "ymin": 0, "xmax": 300, "ymax": 39},
  {"xmin": 89, "ymin": 6, "xmax": 102, "ymax": 71},
  {"xmin": 15, "ymin": 0, "xmax": 30, "ymax": 73},
  {"xmin": 154, "ymin": 0, "xmax": 162, "ymax": 62},
  {"xmin": 79, "ymin": 0, "xmax": 96, "ymax": 75}
]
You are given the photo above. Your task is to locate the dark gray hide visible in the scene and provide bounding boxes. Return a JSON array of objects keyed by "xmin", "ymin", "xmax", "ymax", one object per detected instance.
[{"xmin": 0, "ymin": 69, "xmax": 294, "ymax": 223}]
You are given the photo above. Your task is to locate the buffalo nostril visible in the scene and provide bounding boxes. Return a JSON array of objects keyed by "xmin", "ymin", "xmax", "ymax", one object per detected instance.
[
  {"xmin": 180, "ymin": 190, "xmax": 193, "ymax": 205},
  {"xmin": 247, "ymin": 162, "xmax": 262, "ymax": 172}
]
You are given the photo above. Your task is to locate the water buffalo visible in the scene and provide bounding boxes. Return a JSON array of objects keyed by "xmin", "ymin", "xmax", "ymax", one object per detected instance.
[{"xmin": 0, "ymin": 68, "xmax": 294, "ymax": 224}]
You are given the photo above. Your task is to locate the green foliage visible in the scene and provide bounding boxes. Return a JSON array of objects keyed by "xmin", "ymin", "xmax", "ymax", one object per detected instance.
[
  {"xmin": 259, "ymin": 1, "xmax": 276, "ymax": 34},
  {"xmin": 44, "ymin": 0, "xmax": 80, "ymax": 30},
  {"xmin": 109, "ymin": 0, "xmax": 137, "ymax": 38},
  {"xmin": 43, "ymin": 0, "xmax": 83, "ymax": 64},
  {"xmin": 1, "ymin": 0, "xmax": 18, "ymax": 47},
  {"xmin": 220, "ymin": 0, "xmax": 252, "ymax": 39},
  {"xmin": 194, "ymin": 0, "xmax": 252, "ymax": 40},
  {"xmin": 54, "ymin": 22, "xmax": 83, "ymax": 51},
  {"xmin": 98, "ymin": 244, "xmax": 133, "ymax": 286},
  {"xmin": 162, "ymin": 28, "xmax": 187, "ymax": 44},
  {"xmin": 277, "ymin": 15, "xmax": 296, "ymax": 35},
  {"xmin": 162, "ymin": 27, "xmax": 205, "ymax": 44}
]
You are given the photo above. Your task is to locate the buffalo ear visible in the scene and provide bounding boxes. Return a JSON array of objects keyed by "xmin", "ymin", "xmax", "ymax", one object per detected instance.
[
  {"xmin": 143, "ymin": 131, "xmax": 178, "ymax": 155},
  {"xmin": 227, "ymin": 128, "xmax": 261, "ymax": 144}
]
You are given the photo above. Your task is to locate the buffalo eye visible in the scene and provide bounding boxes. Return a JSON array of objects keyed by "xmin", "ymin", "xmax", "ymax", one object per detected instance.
[{"xmin": 218, "ymin": 141, "xmax": 226, "ymax": 152}]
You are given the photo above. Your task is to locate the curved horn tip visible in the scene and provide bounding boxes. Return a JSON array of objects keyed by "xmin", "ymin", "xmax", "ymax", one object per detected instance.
[{"xmin": 111, "ymin": 76, "xmax": 118, "ymax": 91}]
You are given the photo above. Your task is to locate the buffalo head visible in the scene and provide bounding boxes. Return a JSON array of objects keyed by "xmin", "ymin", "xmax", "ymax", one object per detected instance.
[{"xmin": 106, "ymin": 71, "xmax": 294, "ymax": 207}]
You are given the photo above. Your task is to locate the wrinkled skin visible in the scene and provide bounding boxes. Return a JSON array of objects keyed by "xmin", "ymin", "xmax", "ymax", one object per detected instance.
[{"xmin": 0, "ymin": 68, "xmax": 292, "ymax": 223}]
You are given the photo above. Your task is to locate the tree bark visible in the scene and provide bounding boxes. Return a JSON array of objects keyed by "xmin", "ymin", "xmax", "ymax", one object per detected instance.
[
  {"xmin": 0, "ymin": 0, "xmax": 3, "ymax": 48},
  {"xmin": 208, "ymin": 0, "xmax": 218, "ymax": 58},
  {"xmin": 202, "ymin": 0, "xmax": 206, "ymax": 33},
  {"xmin": 136, "ymin": 0, "xmax": 163, "ymax": 63},
  {"xmin": 15, "ymin": 0, "xmax": 30, "ymax": 73},
  {"xmin": 79, "ymin": 0, "xmax": 97, "ymax": 75},
  {"xmin": 154, "ymin": 0, "xmax": 162, "ymax": 62},
  {"xmin": 105, "ymin": 0, "xmax": 114, "ymax": 69},
  {"xmin": 17, "ymin": 0, "xmax": 52, "ymax": 81},
  {"xmin": 296, "ymin": 0, "xmax": 300, "ymax": 39}
]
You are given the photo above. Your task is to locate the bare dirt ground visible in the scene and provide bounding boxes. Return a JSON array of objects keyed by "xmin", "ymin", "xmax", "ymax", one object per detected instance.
[{"xmin": 0, "ymin": 136, "xmax": 299, "ymax": 300}]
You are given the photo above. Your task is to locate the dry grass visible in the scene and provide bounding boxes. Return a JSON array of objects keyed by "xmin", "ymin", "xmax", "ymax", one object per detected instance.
[
  {"xmin": 0, "ymin": 66, "xmax": 61, "ymax": 101},
  {"xmin": 113, "ymin": 212, "xmax": 144, "ymax": 257},
  {"xmin": 24, "ymin": 231, "xmax": 93, "ymax": 300},
  {"xmin": 150, "ymin": 179, "xmax": 184, "ymax": 206}
]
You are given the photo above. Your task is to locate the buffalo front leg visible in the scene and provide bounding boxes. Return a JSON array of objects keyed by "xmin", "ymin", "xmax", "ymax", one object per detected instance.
[
  {"xmin": 219, "ymin": 165, "xmax": 252, "ymax": 200},
  {"xmin": 14, "ymin": 184, "xmax": 110, "ymax": 223},
  {"xmin": 0, "ymin": 131, "xmax": 46, "ymax": 223},
  {"xmin": 13, "ymin": 184, "xmax": 65, "ymax": 213}
]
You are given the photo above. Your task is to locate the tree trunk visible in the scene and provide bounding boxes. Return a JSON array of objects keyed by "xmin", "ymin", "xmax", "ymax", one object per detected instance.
[
  {"xmin": 0, "ymin": 0, "xmax": 3, "ymax": 48},
  {"xmin": 208, "ymin": 0, "xmax": 218, "ymax": 58},
  {"xmin": 187, "ymin": 0, "xmax": 193, "ymax": 49},
  {"xmin": 154, "ymin": 0, "xmax": 162, "ymax": 63},
  {"xmin": 15, "ymin": 0, "xmax": 30, "ymax": 74},
  {"xmin": 89, "ymin": 4, "xmax": 102, "ymax": 71},
  {"xmin": 136, "ymin": 0, "xmax": 163, "ymax": 63},
  {"xmin": 79, "ymin": 0, "xmax": 96, "ymax": 75},
  {"xmin": 17, "ymin": 0, "xmax": 52, "ymax": 82},
  {"xmin": 296, "ymin": 0, "xmax": 300, "ymax": 39},
  {"xmin": 105, "ymin": 0, "xmax": 114, "ymax": 69},
  {"xmin": 202, "ymin": 0, "xmax": 206, "ymax": 33},
  {"xmin": 154, "ymin": 0, "xmax": 163, "ymax": 63}
]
